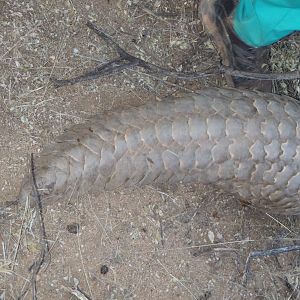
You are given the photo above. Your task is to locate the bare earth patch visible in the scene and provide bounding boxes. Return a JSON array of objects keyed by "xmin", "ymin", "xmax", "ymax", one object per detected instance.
[{"xmin": 1, "ymin": 1, "xmax": 300, "ymax": 299}]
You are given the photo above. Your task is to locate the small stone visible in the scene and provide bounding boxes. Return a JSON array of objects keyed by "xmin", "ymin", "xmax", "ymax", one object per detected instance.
[
  {"xmin": 73, "ymin": 48, "xmax": 79, "ymax": 55},
  {"xmin": 66, "ymin": 223, "xmax": 80, "ymax": 234},
  {"xmin": 100, "ymin": 265, "xmax": 109, "ymax": 275},
  {"xmin": 208, "ymin": 231, "xmax": 215, "ymax": 243},
  {"xmin": 20, "ymin": 116, "xmax": 28, "ymax": 124}
]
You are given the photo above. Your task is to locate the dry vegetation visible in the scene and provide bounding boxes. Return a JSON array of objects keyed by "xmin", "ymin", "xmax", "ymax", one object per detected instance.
[
  {"xmin": 271, "ymin": 34, "xmax": 300, "ymax": 99},
  {"xmin": 1, "ymin": 0, "xmax": 300, "ymax": 299}
]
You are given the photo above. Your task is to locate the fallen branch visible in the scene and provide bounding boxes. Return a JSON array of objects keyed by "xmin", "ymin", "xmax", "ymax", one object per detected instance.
[
  {"xmin": 51, "ymin": 22, "xmax": 300, "ymax": 88},
  {"xmin": 62, "ymin": 278, "xmax": 92, "ymax": 300},
  {"xmin": 242, "ymin": 245, "xmax": 300, "ymax": 286},
  {"xmin": 17, "ymin": 154, "xmax": 50, "ymax": 300}
]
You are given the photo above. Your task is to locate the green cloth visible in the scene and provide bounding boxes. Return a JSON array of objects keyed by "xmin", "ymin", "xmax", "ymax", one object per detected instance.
[{"xmin": 233, "ymin": 0, "xmax": 300, "ymax": 47}]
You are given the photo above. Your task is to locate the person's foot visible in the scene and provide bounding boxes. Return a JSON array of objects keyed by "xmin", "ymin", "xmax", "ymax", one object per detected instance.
[
  {"xmin": 226, "ymin": 23, "xmax": 272, "ymax": 92},
  {"xmin": 200, "ymin": 0, "xmax": 272, "ymax": 92}
]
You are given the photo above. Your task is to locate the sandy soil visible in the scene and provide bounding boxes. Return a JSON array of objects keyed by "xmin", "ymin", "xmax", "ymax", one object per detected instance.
[{"xmin": 1, "ymin": 1, "xmax": 300, "ymax": 299}]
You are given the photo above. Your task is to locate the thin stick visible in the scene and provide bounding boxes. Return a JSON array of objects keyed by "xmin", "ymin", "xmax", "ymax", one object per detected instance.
[
  {"xmin": 157, "ymin": 259, "xmax": 198, "ymax": 300},
  {"xmin": 222, "ymin": 66, "xmax": 300, "ymax": 81},
  {"xmin": 242, "ymin": 245, "xmax": 300, "ymax": 285},
  {"xmin": 12, "ymin": 198, "xmax": 29, "ymax": 271},
  {"xmin": 62, "ymin": 287, "xmax": 92, "ymax": 300},
  {"xmin": 76, "ymin": 230, "xmax": 93, "ymax": 299},
  {"xmin": 264, "ymin": 212, "xmax": 295, "ymax": 235},
  {"xmin": 17, "ymin": 154, "xmax": 49, "ymax": 300},
  {"xmin": 62, "ymin": 281, "xmax": 92, "ymax": 300}
]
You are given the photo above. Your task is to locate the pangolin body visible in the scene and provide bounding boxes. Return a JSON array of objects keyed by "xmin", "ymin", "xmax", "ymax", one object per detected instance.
[{"xmin": 18, "ymin": 88, "xmax": 300, "ymax": 215}]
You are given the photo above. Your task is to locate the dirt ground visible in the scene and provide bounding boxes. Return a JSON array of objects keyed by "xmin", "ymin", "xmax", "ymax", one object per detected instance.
[{"xmin": 1, "ymin": 1, "xmax": 300, "ymax": 299}]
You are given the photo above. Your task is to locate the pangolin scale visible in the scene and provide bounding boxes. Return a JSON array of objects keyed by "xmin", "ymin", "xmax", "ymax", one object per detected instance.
[{"xmin": 18, "ymin": 88, "xmax": 300, "ymax": 215}]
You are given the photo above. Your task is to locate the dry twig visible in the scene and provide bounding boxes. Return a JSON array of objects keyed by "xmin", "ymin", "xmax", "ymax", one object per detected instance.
[
  {"xmin": 242, "ymin": 245, "xmax": 300, "ymax": 286},
  {"xmin": 62, "ymin": 278, "xmax": 92, "ymax": 300},
  {"xmin": 51, "ymin": 22, "xmax": 300, "ymax": 88},
  {"xmin": 17, "ymin": 154, "xmax": 49, "ymax": 300}
]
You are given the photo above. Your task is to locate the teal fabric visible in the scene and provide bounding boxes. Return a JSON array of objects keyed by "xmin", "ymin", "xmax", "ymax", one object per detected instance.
[{"xmin": 233, "ymin": 0, "xmax": 300, "ymax": 47}]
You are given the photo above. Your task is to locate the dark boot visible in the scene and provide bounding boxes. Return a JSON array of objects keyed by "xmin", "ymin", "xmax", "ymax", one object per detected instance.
[
  {"xmin": 200, "ymin": 0, "xmax": 272, "ymax": 92},
  {"xmin": 227, "ymin": 25, "xmax": 272, "ymax": 92}
]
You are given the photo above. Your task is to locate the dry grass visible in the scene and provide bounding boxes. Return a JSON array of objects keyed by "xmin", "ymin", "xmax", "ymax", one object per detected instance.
[{"xmin": 270, "ymin": 33, "xmax": 300, "ymax": 99}]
